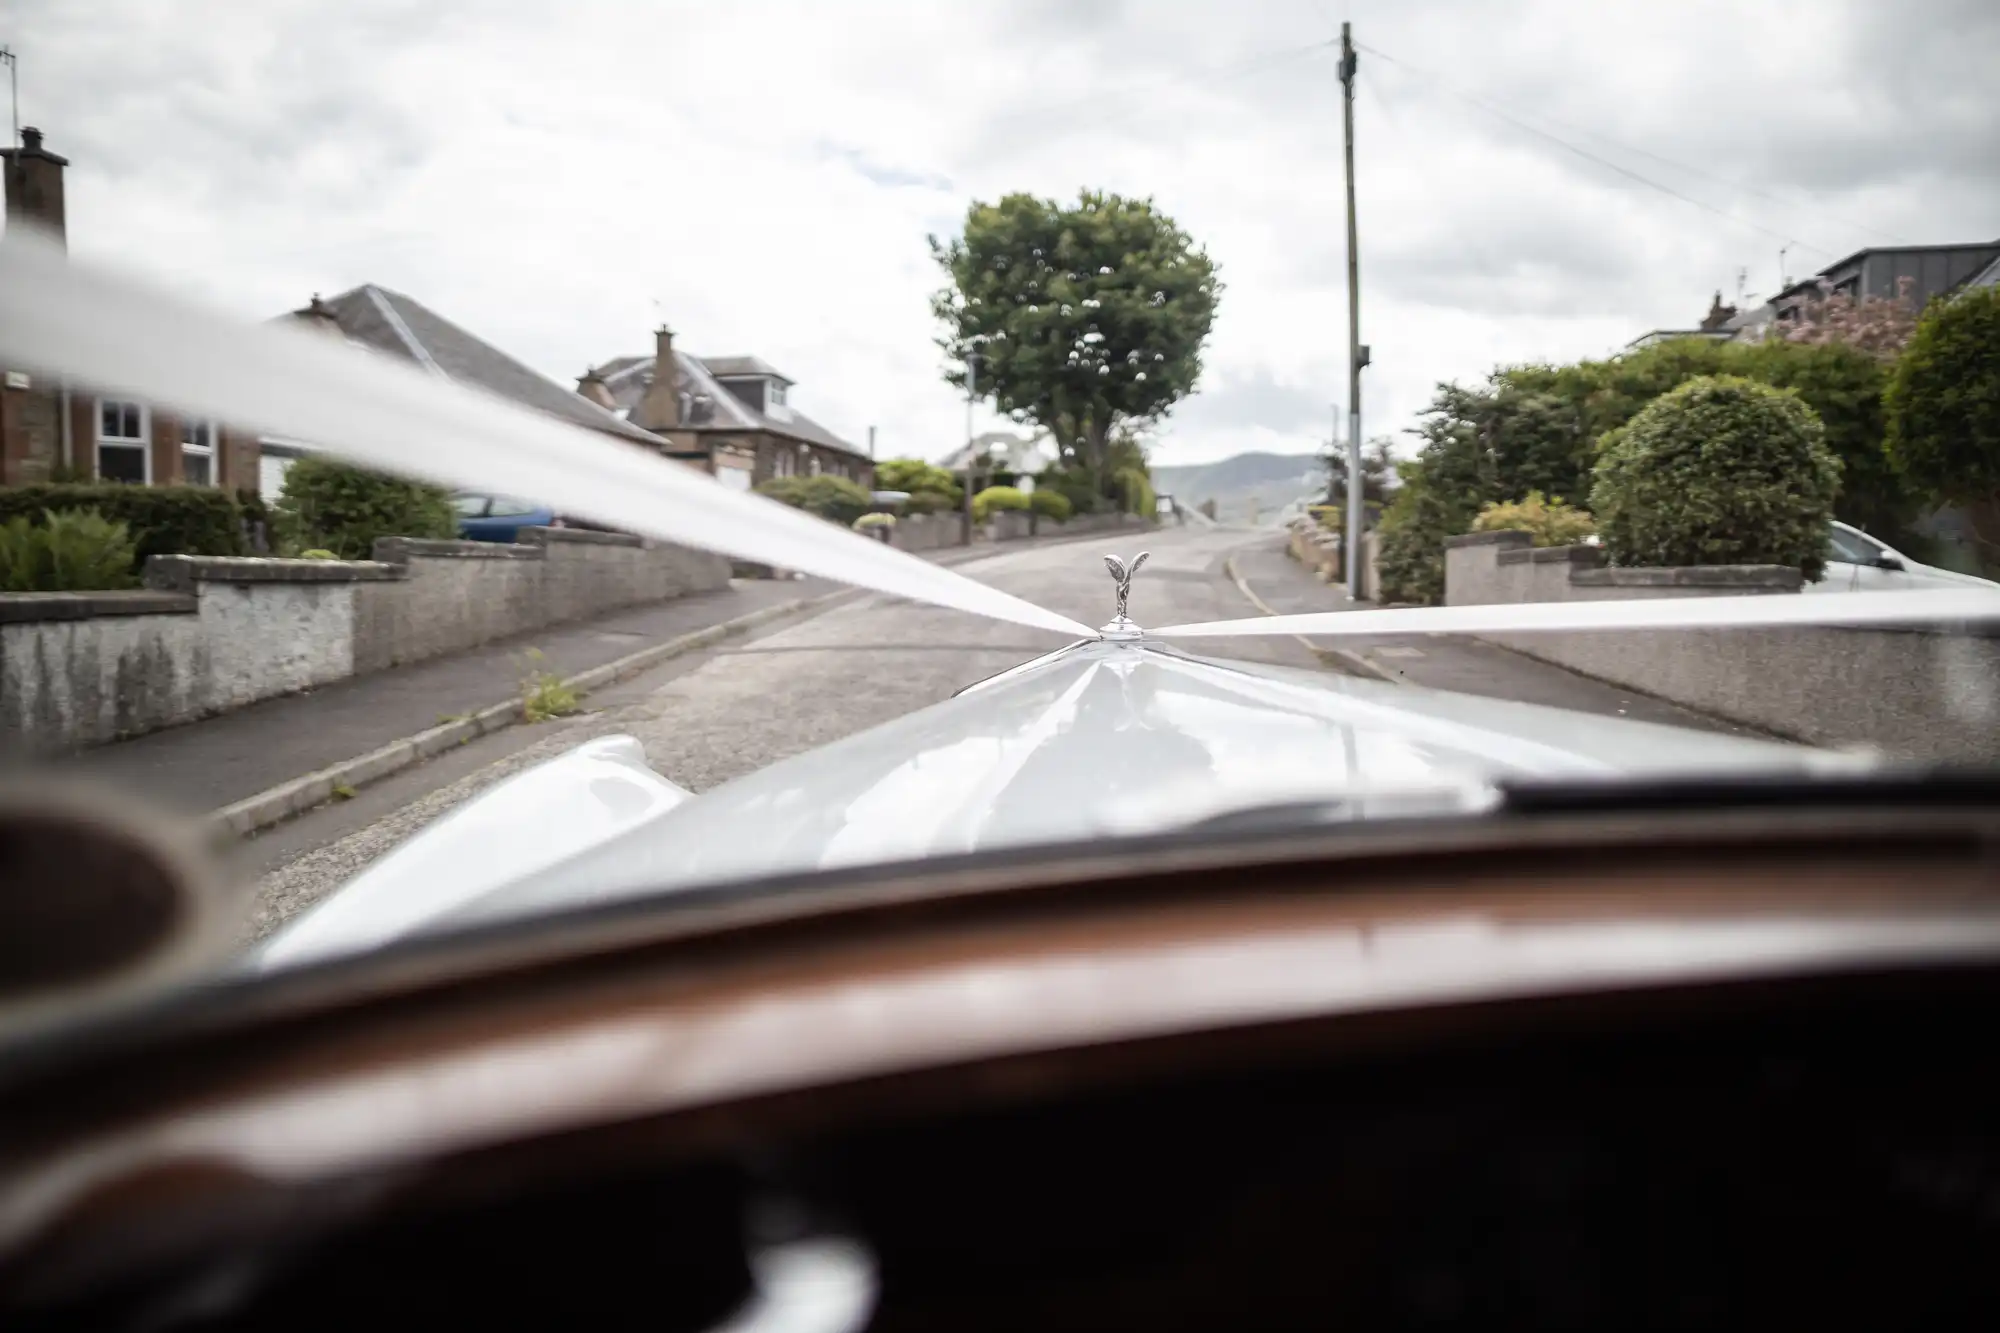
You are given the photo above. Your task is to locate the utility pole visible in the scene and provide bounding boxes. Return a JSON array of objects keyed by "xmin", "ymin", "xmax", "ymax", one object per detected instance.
[
  {"xmin": 867, "ymin": 425, "xmax": 876, "ymax": 460},
  {"xmin": 0, "ymin": 48, "xmax": 17, "ymax": 153},
  {"xmin": 1340, "ymin": 23, "xmax": 1368, "ymax": 600},
  {"xmin": 960, "ymin": 350, "xmax": 980, "ymax": 546},
  {"xmin": 1325, "ymin": 401, "xmax": 1340, "ymax": 505}
]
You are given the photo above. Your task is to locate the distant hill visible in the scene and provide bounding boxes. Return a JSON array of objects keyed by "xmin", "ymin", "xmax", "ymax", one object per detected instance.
[{"xmin": 1153, "ymin": 451, "xmax": 1327, "ymax": 525}]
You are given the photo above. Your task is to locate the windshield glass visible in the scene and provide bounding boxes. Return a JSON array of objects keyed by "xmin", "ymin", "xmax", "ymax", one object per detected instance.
[{"xmin": 1, "ymin": 3, "xmax": 1996, "ymax": 997}]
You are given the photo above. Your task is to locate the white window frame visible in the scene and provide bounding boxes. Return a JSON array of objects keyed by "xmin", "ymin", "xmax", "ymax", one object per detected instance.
[
  {"xmin": 97, "ymin": 398, "xmax": 151, "ymax": 484},
  {"xmin": 180, "ymin": 417, "xmax": 217, "ymax": 486}
]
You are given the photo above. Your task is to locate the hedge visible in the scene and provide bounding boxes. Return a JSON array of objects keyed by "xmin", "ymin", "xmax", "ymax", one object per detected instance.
[
  {"xmin": 755, "ymin": 474, "xmax": 875, "ymax": 526},
  {"xmin": 274, "ymin": 457, "xmax": 458, "ymax": 559},
  {"xmin": 972, "ymin": 485, "xmax": 1031, "ymax": 523},
  {"xmin": 1590, "ymin": 375, "xmax": 1840, "ymax": 581},
  {"xmin": 0, "ymin": 484, "xmax": 245, "ymax": 571}
]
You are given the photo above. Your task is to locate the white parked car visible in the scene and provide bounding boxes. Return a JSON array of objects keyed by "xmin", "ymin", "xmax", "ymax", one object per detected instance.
[{"xmin": 1810, "ymin": 519, "xmax": 2000, "ymax": 594}]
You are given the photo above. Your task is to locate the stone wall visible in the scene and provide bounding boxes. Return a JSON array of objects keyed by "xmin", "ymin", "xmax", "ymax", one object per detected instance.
[
  {"xmin": 1, "ymin": 529, "xmax": 729, "ymax": 751},
  {"xmin": 1444, "ymin": 531, "xmax": 2000, "ymax": 763}
]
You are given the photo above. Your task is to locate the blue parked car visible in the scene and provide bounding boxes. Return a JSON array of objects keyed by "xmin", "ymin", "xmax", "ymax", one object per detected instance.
[{"xmin": 451, "ymin": 493, "xmax": 561, "ymax": 543}]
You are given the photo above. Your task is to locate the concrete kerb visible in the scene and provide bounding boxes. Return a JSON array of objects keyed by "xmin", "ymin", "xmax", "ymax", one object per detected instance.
[
  {"xmin": 1223, "ymin": 555, "xmax": 1396, "ymax": 683},
  {"xmin": 209, "ymin": 589, "xmax": 853, "ymax": 840}
]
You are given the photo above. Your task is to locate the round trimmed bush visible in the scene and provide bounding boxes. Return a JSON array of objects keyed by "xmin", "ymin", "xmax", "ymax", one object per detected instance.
[
  {"xmin": 972, "ymin": 485, "xmax": 1031, "ymax": 524},
  {"xmin": 1589, "ymin": 375, "xmax": 1840, "ymax": 581},
  {"xmin": 1029, "ymin": 489, "xmax": 1073, "ymax": 522}
]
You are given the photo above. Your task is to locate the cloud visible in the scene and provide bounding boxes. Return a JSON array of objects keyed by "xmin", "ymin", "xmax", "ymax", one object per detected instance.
[{"xmin": 3, "ymin": 0, "xmax": 1994, "ymax": 474}]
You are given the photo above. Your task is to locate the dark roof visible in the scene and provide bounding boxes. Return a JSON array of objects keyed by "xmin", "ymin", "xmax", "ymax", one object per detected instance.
[
  {"xmin": 699, "ymin": 354, "xmax": 792, "ymax": 384},
  {"xmin": 314, "ymin": 286, "xmax": 662, "ymax": 446},
  {"xmin": 585, "ymin": 350, "xmax": 863, "ymax": 459}
]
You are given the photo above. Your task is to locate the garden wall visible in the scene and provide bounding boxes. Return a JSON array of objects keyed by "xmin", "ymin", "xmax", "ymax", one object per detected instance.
[
  {"xmin": 1444, "ymin": 531, "xmax": 2000, "ymax": 763},
  {"xmin": 1, "ymin": 529, "xmax": 729, "ymax": 751}
]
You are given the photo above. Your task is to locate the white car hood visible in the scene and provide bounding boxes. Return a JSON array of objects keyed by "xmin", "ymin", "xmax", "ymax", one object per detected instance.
[{"xmin": 253, "ymin": 639, "xmax": 1856, "ymax": 972}]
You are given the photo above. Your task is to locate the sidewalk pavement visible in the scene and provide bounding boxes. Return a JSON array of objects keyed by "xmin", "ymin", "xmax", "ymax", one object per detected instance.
[
  {"xmin": 52, "ymin": 526, "xmax": 1129, "ymax": 831},
  {"xmin": 55, "ymin": 576, "xmax": 843, "ymax": 823},
  {"xmin": 1228, "ymin": 538, "xmax": 1761, "ymax": 737}
]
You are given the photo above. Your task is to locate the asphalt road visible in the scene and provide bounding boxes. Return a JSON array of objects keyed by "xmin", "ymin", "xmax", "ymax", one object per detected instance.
[{"xmin": 242, "ymin": 526, "xmax": 1316, "ymax": 939}]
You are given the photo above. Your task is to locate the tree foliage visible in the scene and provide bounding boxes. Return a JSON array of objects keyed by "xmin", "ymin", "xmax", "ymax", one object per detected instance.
[
  {"xmin": 275, "ymin": 458, "xmax": 457, "ymax": 559},
  {"xmin": 1590, "ymin": 376, "xmax": 1840, "ymax": 580},
  {"xmin": 930, "ymin": 191, "xmax": 1220, "ymax": 482},
  {"xmin": 1500, "ymin": 336, "xmax": 1917, "ymax": 540},
  {"xmin": 1324, "ymin": 435, "xmax": 1401, "ymax": 510},
  {"xmin": 1885, "ymin": 285, "xmax": 2000, "ymax": 560}
]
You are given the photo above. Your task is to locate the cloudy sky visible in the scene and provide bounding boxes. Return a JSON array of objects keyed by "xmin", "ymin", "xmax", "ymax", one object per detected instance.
[{"xmin": 5, "ymin": 0, "xmax": 1996, "ymax": 467}]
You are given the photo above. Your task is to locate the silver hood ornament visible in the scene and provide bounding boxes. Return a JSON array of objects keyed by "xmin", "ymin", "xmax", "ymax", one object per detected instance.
[{"xmin": 1100, "ymin": 551, "xmax": 1150, "ymax": 640}]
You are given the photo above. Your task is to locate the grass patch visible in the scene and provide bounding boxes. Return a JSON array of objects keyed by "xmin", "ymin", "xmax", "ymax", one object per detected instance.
[{"xmin": 520, "ymin": 648, "xmax": 580, "ymax": 723}]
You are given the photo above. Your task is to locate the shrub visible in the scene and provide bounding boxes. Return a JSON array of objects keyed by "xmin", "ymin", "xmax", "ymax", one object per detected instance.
[
  {"xmin": 274, "ymin": 457, "xmax": 457, "ymax": 559},
  {"xmin": 1029, "ymin": 489, "xmax": 1073, "ymax": 522},
  {"xmin": 0, "ymin": 484, "xmax": 243, "ymax": 572},
  {"xmin": 298, "ymin": 548, "xmax": 339, "ymax": 560},
  {"xmin": 755, "ymin": 474, "xmax": 873, "ymax": 526},
  {"xmin": 972, "ymin": 485, "xmax": 1031, "ymax": 524},
  {"xmin": 873, "ymin": 458, "xmax": 962, "ymax": 508},
  {"xmin": 1470, "ymin": 490, "xmax": 1596, "ymax": 547},
  {"xmin": 0, "ymin": 509, "xmax": 140, "ymax": 592},
  {"xmin": 1590, "ymin": 375, "xmax": 1840, "ymax": 581},
  {"xmin": 235, "ymin": 486, "xmax": 274, "ymax": 554},
  {"xmin": 853, "ymin": 512, "xmax": 896, "ymax": 530},
  {"xmin": 1034, "ymin": 465, "xmax": 1108, "ymax": 516},
  {"xmin": 1374, "ymin": 470, "xmax": 1463, "ymax": 607},
  {"xmin": 1885, "ymin": 285, "xmax": 2000, "ymax": 559},
  {"xmin": 1113, "ymin": 467, "xmax": 1157, "ymax": 519},
  {"xmin": 1307, "ymin": 503, "xmax": 1342, "ymax": 532}
]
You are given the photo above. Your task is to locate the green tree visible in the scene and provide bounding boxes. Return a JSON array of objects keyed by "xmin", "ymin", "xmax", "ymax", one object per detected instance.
[
  {"xmin": 1591, "ymin": 376, "xmax": 1840, "ymax": 580},
  {"xmin": 930, "ymin": 191, "xmax": 1221, "ymax": 485},
  {"xmin": 1885, "ymin": 285, "xmax": 2000, "ymax": 563},
  {"xmin": 274, "ymin": 458, "xmax": 456, "ymax": 559},
  {"xmin": 1324, "ymin": 435, "xmax": 1401, "ymax": 510},
  {"xmin": 1373, "ymin": 385, "xmax": 1498, "ymax": 605}
]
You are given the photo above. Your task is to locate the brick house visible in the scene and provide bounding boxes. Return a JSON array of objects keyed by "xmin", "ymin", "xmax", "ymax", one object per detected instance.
[
  {"xmin": 1, "ymin": 127, "xmax": 262, "ymax": 490},
  {"xmin": 579, "ymin": 328, "xmax": 872, "ymax": 493}
]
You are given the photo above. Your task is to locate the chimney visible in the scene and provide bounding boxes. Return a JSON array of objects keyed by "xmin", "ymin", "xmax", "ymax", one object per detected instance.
[
  {"xmin": 290, "ymin": 293, "xmax": 345, "ymax": 338},
  {"xmin": 633, "ymin": 324, "xmax": 682, "ymax": 431},
  {"xmin": 2, "ymin": 127, "xmax": 70, "ymax": 248},
  {"xmin": 576, "ymin": 367, "xmax": 616, "ymax": 410},
  {"xmin": 1700, "ymin": 289, "xmax": 1736, "ymax": 332}
]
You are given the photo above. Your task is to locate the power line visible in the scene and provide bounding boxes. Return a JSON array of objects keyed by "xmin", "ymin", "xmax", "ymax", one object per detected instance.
[
  {"xmin": 1356, "ymin": 43, "xmax": 1909, "ymax": 248},
  {"xmin": 1358, "ymin": 43, "xmax": 1838, "ymax": 258},
  {"xmin": 987, "ymin": 38, "xmax": 1337, "ymax": 135}
]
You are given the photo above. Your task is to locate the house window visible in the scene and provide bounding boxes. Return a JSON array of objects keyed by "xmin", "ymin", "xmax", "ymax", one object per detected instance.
[
  {"xmin": 181, "ymin": 418, "xmax": 217, "ymax": 486},
  {"xmin": 765, "ymin": 380, "xmax": 793, "ymax": 423},
  {"xmin": 98, "ymin": 399, "xmax": 150, "ymax": 483}
]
